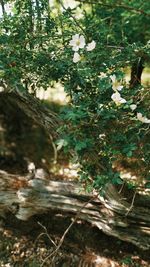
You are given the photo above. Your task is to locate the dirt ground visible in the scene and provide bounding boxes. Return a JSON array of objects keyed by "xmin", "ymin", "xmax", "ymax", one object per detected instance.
[{"xmin": 0, "ymin": 209, "xmax": 150, "ymax": 267}]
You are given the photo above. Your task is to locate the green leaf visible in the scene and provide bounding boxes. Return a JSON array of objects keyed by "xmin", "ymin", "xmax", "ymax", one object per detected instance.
[
  {"xmin": 75, "ymin": 141, "xmax": 87, "ymax": 152},
  {"xmin": 145, "ymin": 182, "xmax": 150, "ymax": 189},
  {"xmin": 56, "ymin": 139, "xmax": 68, "ymax": 151},
  {"xmin": 127, "ymin": 151, "xmax": 132, "ymax": 157},
  {"xmin": 112, "ymin": 177, "xmax": 123, "ymax": 185}
]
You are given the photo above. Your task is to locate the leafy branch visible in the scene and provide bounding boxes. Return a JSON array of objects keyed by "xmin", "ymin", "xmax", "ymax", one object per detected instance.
[
  {"xmin": 57, "ymin": 0, "xmax": 86, "ymax": 35},
  {"xmin": 75, "ymin": 0, "xmax": 150, "ymax": 17}
]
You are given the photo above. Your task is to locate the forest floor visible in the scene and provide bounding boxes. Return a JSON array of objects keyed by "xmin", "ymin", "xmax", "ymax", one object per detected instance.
[{"xmin": 0, "ymin": 198, "xmax": 150, "ymax": 267}]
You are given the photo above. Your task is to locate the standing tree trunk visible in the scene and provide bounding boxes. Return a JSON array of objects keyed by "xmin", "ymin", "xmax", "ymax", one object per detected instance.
[
  {"xmin": 130, "ymin": 57, "xmax": 144, "ymax": 88},
  {"xmin": 0, "ymin": 0, "xmax": 6, "ymax": 16}
]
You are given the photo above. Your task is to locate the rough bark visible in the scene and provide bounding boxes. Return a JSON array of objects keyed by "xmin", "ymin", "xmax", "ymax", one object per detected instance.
[
  {"xmin": 0, "ymin": 89, "xmax": 61, "ymax": 138},
  {"xmin": 0, "ymin": 170, "xmax": 150, "ymax": 250}
]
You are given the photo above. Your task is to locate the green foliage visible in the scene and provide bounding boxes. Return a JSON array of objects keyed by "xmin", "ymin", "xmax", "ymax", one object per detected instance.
[
  {"xmin": 0, "ymin": 0, "xmax": 150, "ymax": 191},
  {"xmin": 145, "ymin": 182, "xmax": 150, "ymax": 189},
  {"xmin": 121, "ymin": 256, "xmax": 133, "ymax": 265}
]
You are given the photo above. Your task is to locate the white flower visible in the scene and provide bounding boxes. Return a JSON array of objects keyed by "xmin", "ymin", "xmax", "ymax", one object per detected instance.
[
  {"xmin": 63, "ymin": 0, "xmax": 77, "ymax": 9},
  {"xmin": 111, "ymin": 91, "xmax": 126, "ymax": 105},
  {"xmin": 130, "ymin": 104, "xmax": 137, "ymax": 111},
  {"xmin": 99, "ymin": 72, "xmax": 107, "ymax": 79},
  {"xmin": 99, "ymin": 104, "xmax": 104, "ymax": 108},
  {"xmin": 86, "ymin": 40, "xmax": 96, "ymax": 51},
  {"xmin": 69, "ymin": 34, "xmax": 85, "ymax": 51},
  {"xmin": 75, "ymin": 7, "xmax": 84, "ymax": 19},
  {"xmin": 73, "ymin": 52, "xmax": 81, "ymax": 63},
  {"xmin": 110, "ymin": 74, "xmax": 116, "ymax": 83},
  {"xmin": 99, "ymin": 134, "xmax": 106, "ymax": 139},
  {"xmin": 28, "ymin": 162, "xmax": 35, "ymax": 173},
  {"xmin": 110, "ymin": 74, "xmax": 123, "ymax": 91},
  {"xmin": 137, "ymin": 113, "xmax": 150, "ymax": 123}
]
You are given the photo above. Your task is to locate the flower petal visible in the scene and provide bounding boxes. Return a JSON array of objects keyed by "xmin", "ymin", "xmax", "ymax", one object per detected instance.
[
  {"xmin": 69, "ymin": 34, "xmax": 79, "ymax": 47},
  {"xmin": 110, "ymin": 74, "xmax": 116, "ymax": 83},
  {"xmin": 120, "ymin": 98, "xmax": 126, "ymax": 103},
  {"xmin": 137, "ymin": 113, "xmax": 150, "ymax": 123},
  {"xmin": 111, "ymin": 91, "xmax": 126, "ymax": 105},
  {"xmin": 72, "ymin": 34, "xmax": 79, "ymax": 41},
  {"xmin": 116, "ymin": 85, "xmax": 123, "ymax": 91},
  {"xmin": 130, "ymin": 104, "xmax": 137, "ymax": 111},
  {"xmin": 73, "ymin": 52, "xmax": 81, "ymax": 63},
  {"xmin": 72, "ymin": 46, "xmax": 79, "ymax": 52},
  {"xmin": 86, "ymin": 40, "xmax": 96, "ymax": 51},
  {"xmin": 99, "ymin": 72, "xmax": 107, "ymax": 79},
  {"xmin": 79, "ymin": 35, "xmax": 86, "ymax": 48}
]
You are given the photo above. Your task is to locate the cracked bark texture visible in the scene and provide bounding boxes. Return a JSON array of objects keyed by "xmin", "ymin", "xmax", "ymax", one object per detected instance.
[{"xmin": 0, "ymin": 170, "xmax": 150, "ymax": 250}]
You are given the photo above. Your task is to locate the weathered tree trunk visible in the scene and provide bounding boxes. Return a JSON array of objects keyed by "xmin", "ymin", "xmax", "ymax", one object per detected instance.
[
  {"xmin": 0, "ymin": 89, "xmax": 61, "ymax": 138},
  {"xmin": 0, "ymin": 170, "xmax": 150, "ymax": 250}
]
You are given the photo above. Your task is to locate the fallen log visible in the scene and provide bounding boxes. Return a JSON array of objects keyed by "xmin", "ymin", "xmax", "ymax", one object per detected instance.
[{"xmin": 0, "ymin": 170, "xmax": 150, "ymax": 250}]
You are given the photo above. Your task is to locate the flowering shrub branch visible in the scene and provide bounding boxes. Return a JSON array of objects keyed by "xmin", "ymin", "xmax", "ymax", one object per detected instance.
[{"xmin": 0, "ymin": 0, "xmax": 149, "ymax": 192}]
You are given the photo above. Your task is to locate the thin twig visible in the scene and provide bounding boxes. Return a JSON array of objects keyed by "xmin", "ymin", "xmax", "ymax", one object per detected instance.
[
  {"xmin": 49, "ymin": 134, "xmax": 58, "ymax": 164},
  {"xmin": 125, "ymin": 190, "xmax": 137, "ymax": 216},
  {"xmin": 58, "ymin": 0, "xmax": 86, "ymax": 35},
  {"xmin": 37, "ymin": 222, "xmax": 57, "ymax": 247},
  {"xmin": 107, "ymin": 45, "xmax": 124, "ymax": 50},
  {"xmin": 40, "ymin": 193, "xmax": 99, "ymax": 266},
  {"xmin": 118, "ymin": 181, "xmax": 125, "ymax": 194}
]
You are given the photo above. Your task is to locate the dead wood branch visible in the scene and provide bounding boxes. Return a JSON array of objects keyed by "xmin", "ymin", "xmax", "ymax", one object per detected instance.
[{"xmin": 0, "ymin": 170, "xmax": 150, "ymax": 250}]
